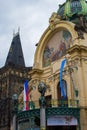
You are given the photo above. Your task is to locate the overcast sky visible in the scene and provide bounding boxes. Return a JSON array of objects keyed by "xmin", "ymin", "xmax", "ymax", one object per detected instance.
[{"xmin": 0, "ymin": 0, "xmax": 65, "ymax": 68}]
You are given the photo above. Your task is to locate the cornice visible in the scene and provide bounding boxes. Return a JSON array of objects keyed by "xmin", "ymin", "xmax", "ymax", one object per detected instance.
[
  {"xmin": 67, "ymin": 44, "xmax": 87, "ymax": 54},
  {"xmin": 29, "ymin": 68, "xmax": 43, "ymax": 75}
]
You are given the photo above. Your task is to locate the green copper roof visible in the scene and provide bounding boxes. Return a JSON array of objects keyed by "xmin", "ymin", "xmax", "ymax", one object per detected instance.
[{"xmin": 57, "ymin": 0, "xmax": 87, "ymax": 20}]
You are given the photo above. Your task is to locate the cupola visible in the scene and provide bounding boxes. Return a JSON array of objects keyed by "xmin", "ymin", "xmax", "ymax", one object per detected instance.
[{"xmin": 57, "ymin": 0, "xmax": 87, "ymax": 22}]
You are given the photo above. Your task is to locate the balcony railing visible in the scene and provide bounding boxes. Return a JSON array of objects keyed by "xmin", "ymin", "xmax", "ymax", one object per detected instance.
[{"xmin": 18, "ymin": 99, "xmax": 79, "ymax": 111}]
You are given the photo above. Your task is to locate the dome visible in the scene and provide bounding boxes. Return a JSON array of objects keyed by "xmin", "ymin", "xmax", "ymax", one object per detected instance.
[{"xmin": 57, "ymin": 0, "xmax": 87, "ymax": 21}]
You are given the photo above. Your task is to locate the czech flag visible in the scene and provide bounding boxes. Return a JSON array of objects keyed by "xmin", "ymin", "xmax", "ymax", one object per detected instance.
[{"xmin": 24, "ymin": 80, "xmax": 29, "ymax": 110}]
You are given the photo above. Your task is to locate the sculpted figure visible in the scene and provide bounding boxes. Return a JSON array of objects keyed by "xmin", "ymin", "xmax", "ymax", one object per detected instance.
[{"xmin": 49, "ymin": 12, "xmax": 61, "ymax": 30}]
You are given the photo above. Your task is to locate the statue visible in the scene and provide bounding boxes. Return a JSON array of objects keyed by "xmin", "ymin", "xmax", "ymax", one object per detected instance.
[
  {"xmin": 74, "ymin": 15, "xmax": 87, "ymax": 39},
  {"xmin": 38, "ymin": 81, "xmax": 46, "ymax": 96},
  {"xmin": 38, "ymin": 81, "xmax": 46, "ymax": 107}
]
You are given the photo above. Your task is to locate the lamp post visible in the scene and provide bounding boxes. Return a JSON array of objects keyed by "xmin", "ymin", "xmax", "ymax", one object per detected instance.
[
  {"xmin": 12, "ymin": 93, "xmax": 18, "ymax": 130},
  {"xmin": 38, "ymin": 81, "xmax": 46, "ymax": 130}
]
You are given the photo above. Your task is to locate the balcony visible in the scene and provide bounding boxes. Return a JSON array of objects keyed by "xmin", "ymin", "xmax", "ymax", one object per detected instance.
[
  {"xmin": 18, "ymin": 99, "xmax": 79, "ymax": 112},
  {"xmin": 17, "ymin": 99, "xmax": 80, "ymax": 130}
]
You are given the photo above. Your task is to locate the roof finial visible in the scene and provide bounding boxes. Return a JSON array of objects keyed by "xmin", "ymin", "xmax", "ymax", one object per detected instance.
[
  {"xmin": 18, "ymin": 27, "xmax": 20, "ymax": 33},
  {"xmin": 13, "ymin": 29, "xmax": 15, "ymax": 37}
]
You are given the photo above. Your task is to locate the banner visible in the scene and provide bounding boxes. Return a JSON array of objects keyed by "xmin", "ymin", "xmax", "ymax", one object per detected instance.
[
  {"xmin": 24, "ymin": 80, "xmax": 29, "ymax": 110},
  {"xmin": 60, "ymin": 59, "xmax": 66, "ymax": 98}
]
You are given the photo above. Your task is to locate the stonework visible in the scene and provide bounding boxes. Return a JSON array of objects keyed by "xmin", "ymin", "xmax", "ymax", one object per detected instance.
[{"xmin": 29, "ymin": 15, "xmax": 87, "ymax": 130}]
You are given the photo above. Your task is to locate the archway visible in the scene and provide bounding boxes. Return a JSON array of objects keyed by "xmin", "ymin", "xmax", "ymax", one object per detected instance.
[{"xmin": 57, "ymin": 80, "xmax": 68, "ymax": 107}]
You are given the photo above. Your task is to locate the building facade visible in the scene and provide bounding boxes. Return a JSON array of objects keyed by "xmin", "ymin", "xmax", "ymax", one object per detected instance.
[
  {"xmin": 0, "ymin": 32, "xmax": 32, "ymax": 130},
  {"xmin": 18, "ymin": 0, "xmax": 87, "ymax": 130}
]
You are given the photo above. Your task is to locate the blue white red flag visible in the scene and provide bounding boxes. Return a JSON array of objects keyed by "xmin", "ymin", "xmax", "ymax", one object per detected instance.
[
  {"xmin": 60, "ymin": 59, "xmax": 66, "ymax": 98},
  {"xmin": 24, "ymin": 80, "xmax": 29, "ymax": 110}
]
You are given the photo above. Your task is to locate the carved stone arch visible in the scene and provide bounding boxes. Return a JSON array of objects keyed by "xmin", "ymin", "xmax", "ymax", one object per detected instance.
[{"xmin": 33, "ymin": 21, "xmax": 78, "ymax": 69}]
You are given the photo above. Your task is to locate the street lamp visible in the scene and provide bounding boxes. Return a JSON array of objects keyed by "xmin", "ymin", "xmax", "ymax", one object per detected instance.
[
  {"xmin": 38, "ymin": 81, "xmax": 46, "ymax": 130},
  {"xmin": 12, "ymin": 93, "xmax": 18, "ymax": 130}
]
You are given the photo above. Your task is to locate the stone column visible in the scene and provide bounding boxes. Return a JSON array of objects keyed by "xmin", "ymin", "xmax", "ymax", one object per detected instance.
[
  {"xmin": 13, "ymin": 115, "xmax": 16, "ymax": 130},
  {"xmin": 38, "ymin": 81, "xmax": 47, "ymax": 130},
  {"xmin": 40, "ymin": 107, "xmax": 46, "ymax": 130}
]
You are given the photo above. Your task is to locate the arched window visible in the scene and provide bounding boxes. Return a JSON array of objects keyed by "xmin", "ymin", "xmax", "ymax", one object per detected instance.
[{"xmin": 57, "ymin": 79, "xmax": 68, "ymax": 107}]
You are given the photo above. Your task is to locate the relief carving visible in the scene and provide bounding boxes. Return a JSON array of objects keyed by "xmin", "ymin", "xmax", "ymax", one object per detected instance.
[
  {"xmin": 49, "ymin": 12, "xmax": 61, "ymax": 30},
  {"xmin": 74, "ymin": 15, "xmax": 87, "ymax": 39}
]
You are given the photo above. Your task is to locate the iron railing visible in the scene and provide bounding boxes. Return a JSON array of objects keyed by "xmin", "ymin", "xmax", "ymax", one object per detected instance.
[{"xmin": 18, "ymin": 99, "xmax": 79, "ymax": 111}]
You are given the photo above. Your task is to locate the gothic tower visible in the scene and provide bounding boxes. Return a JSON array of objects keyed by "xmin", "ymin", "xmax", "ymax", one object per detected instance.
[
  {"xmin": 0, "ymin": 32, "xmax": 32, "ymax": 130},
  {"xmin": 5, "ymin": 32, "xmax": 25, "ymax": 67}
]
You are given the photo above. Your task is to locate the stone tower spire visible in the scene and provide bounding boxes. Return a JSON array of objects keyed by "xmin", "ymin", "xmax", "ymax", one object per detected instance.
[{"xmin": 5, "ymin": 32, "xmax": 25, "ymax": 67}]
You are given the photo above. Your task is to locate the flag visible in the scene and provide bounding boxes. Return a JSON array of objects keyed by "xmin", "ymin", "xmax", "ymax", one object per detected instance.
[
  {"xmin": 60, "ymin": 59, "xmax": 66, "ymax": 98},
  {"xmin": 24, "ymin": 80, "xmax": 29, "ymax": 110}
]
